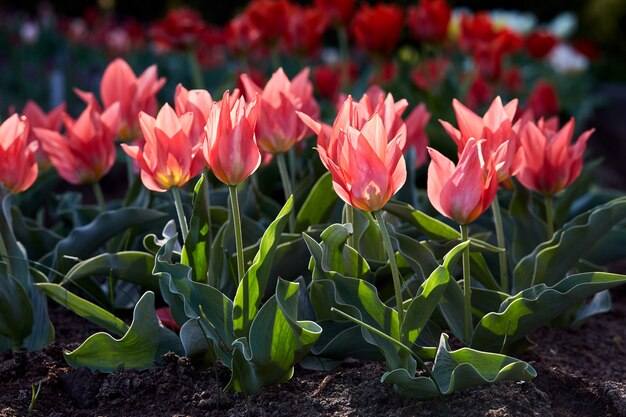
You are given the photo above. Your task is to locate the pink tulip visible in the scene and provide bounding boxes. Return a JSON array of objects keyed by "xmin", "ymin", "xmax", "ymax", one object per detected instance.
[
  {"xmin": 0, "ymin": 114, "xmax": 38, "ymax": 193},
  {"xmin": 204, "ymin": 91, "xmax": 260, "ymax": 185},
  {"xmin": 516, "ymin": 117, "xmax": 593, "ymax": 196},
  {"xmin": 34, "ymin": 102, "xmax": 120, "ymax": 185},
  {"xmin": 121, "ymin": 103, "xmax": 204, "ymax": 192},
  {"xmin": 99, "ymin": 58, "xmax": 166, "ymax": 140},
  {"xmin": 440, "ymin": 96, "xmax": 519, "ymax": 183},
  {"xmin": 240, "ymin": 67, "xmax": 319, "ymax": 153},
  {"xmin": 316, "ymin": 112, "xmax": 407, "ymax": 212},
  {"xmin": 405, "ymin": 103, "xmax": 431, "ymax": 168},
  {"xmin": 22, "ymin": 100, "xmax": 66, "ymax": 168},
  {"xmin": 174, "ymin": 84, "xmax": 214, "ymax": 146},
  {"xmin": 427, "ymin": 138, "xmax": 498, "ymax": 224}
]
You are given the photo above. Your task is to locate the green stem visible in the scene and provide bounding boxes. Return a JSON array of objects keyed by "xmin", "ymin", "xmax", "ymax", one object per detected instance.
[
  {"xmin": 171, "ymin": 187, "xmax": 189, "ymax": 243},
  {"xmin": 545, "ymin": 196, "xmax": 554, "ymax": 239},
  {"xmin": 202, "ymin": 171, "xmax": 213, "ymax": 268},
  {"xmin": 407, "ymin": 147, "xmax": 418, "ymax": 209},
  {"xmin": 373, "ymin": 210, "xmax": 404, "ymax": 325},
  {"xmin": 491, "ymin": 197, "xmax": 509, "ymax": 293},
  {"xmin": 346, "ymin": 205, "xmax": 355, "ymax": 249},
  {"xmin": 276, "ymin": 153, "xmax": 296, "ymax": 232},
  {"xmin": 229, "ymin": 185, "xmax": 245, "ymax": 283},
  {"xmin": 461, "ymin": 224, "xmax": 472, "ymax": 343},
  {"xmin": 92, "ymin": 182, "xmax": 106, "ymax": 212},
  {"xmin": 337, "ymin": 25, "xmax": 351, "ymax": 91},
  {"xmin": 125, "ymin": 154, "xmax": 134, "ymax": 189},
  {"xmin": 187, "ymin": 50, "xmax": 205, "ymax": 90},
  {"xmin": 330, "ymin": 307, "xmax": 439, "ymax": 392}
]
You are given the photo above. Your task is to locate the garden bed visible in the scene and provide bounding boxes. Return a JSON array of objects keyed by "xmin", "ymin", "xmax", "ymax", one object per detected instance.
[{"xmin": 2, "ymin": 286, "xmax": 624, "ymax": 417}]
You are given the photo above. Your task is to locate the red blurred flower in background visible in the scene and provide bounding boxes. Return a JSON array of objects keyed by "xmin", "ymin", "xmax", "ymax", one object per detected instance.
[
  {"xmin": 312, "ymin": 65, "xmax": 341, "ymax": 101},
  {"xmin": 149, "ymin": 7, "xmax": 207, "ymax": 51},
  {"xmin": 0, "ymin": 114, "xmax": 38, "ymax": 194},
  {"xmin": 314, "ymin": 0, "xmax": 355, "ymax": 27},
  {"xmin": 411, "ymin": 57, "xmax": 450, "ymax": 92},
  {"xmin": 283, "ymin": 5, "xmax": 328, "ymax": 57},
  {"xmin": 351, "ymin": 3, "xmax": 404, "ymax": 56},
  {"xmin": 406, "ymin": 0, "xmax": 451, "ymax": 43},
  {"xmin": 525, "ymin": 30, "xmax": 558, "ymax": 59},
  {"xmin": 35, "ymin": 101, "xmax": 121, "ymax": 185},
  {"xmin": 527, "ymin": 80, "xmax": 560, "ymax": 118}
]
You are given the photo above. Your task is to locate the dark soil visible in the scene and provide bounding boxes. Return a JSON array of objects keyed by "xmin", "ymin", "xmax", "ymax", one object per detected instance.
[{"xmin": 1, "ymin": 285, "xmax": 625, "ymax": 417}]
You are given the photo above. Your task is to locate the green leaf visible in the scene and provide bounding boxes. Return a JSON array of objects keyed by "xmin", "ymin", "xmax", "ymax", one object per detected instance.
[
  {"xmin": 64, "ymin": 291, "xmax": 183, "ymax": 372},
  {"xmin": 472, "ymin": 272, "xmax": 626, "ymax": 352},
  {"xmin": 35, "ymin": 283, "xmax": 128, "ymax": 336},
  {"xmin": 232, "ymin": 197, "xmax": 293, "ymax": 337},
  {"xmin": 179, "ymin": 318, "xmax": 218, "ymax": 370},
  {"xmin": 296, "ymin": 172, "xmax": 338, "ymax": 231},
  {"xmin": 54, "ymin": 208, "xmax": 167, "ymax": 274},
  {"xmin": 390, "ymin": 231, "xmax": 439, "ymax": 282},
  {"xmin": 62, "ymin": 251, "xmax": 158, "ymax": 292},
  {"xmin": 182, "ymin": 175, "xmax": 212, "ymax": 283},
  {"xmin": 384, "ymin": 200, "xmax": 459, "ymax": 240},
  {"xmin": 513, "ymin": 197, "xmax": 626, "ymax": 292},
  {"xmin": 227, "ymin": 279, "xmax": 322, "ymax": 395},
  {"xmin": 382, "ymin": 334, "xmax": 536, "ymax": 398},
  {"xmin": 0, "ymin": 263, "xmax": 33, "ymax": 346}
]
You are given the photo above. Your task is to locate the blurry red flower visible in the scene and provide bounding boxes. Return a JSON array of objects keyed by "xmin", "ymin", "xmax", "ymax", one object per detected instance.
[
  {"xmin": 572, "ymin": 39, "xmax": 600, "ymax": 60},
  {"xmin": 245, "ymin": 0, "xmax": 293, "ymax": 48},
  {"xmin": 465, "ymin": 76, "xmax": 493, "ymax": 110},
  {"xmin": 411, "ymin": 57, "xmax": 450, "ymax": 92},
  {"xmin": 314, "ymin": 0, "xmax": 355, "ymax": 27},
  {"xmin": 351, "ymin": 3, "xmax": 404, "ymax": 56},
  {"xmin": 527, "ymin": 80, "xmax": 560, "ymax": 118},
  {"xmin": 313, "ymin": 65, "xmax": 341, "ymax": 100},
  {"xmin": 149, "ymin": 7, "xmax": 207, "ymax": 51},
  {"xmin": 283, "ymin": 5, "xmax": 329, "ymax": 56},
  {"xmin": 525, "ymin": 30, "xmax": 558, "ymax": 59},
  {"xmin": 502, "ymin": 67, "xmax": 524, "ymax": 93},
  {"xmin": 406, "ymin": 0, "xmax": 451, "ymax": 43}
]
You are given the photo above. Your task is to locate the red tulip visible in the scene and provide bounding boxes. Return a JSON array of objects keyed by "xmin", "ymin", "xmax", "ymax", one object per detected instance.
[
  {"xmin": 34, "ymin": 101, "xmax": 120, "ymax": 185},
  {"xmin": 516, "ymin": 117, "xmax": 593, "ymax": 196},
  {"xmin": 411, "ymin": 58, "xmax": 450, "ymax": 92},
  {"xmin": 312, "ymin": 65, "xmax": 341, "ymax": 100},
  {"xmin": 0, "ymin": 114, "xmax": 38, "ymax": 194},
  {"xmin": 99, "ymin": 58, "xmax": 166, "ymax": 140},
  {"xmin": 406, "ymin": 0, "xmax": 451, "ymax": 43},
  {"xmin": 317, "ymin": 113, "xmax": 407, "ymax": 212},
  {"xmin": 174, "ymin": 84, "xmax": 214, "ymax": 145},
  {"xmin": 440, "ymin": 96, "xmax": 519, "ymax": 183},
  {"xmin": 283, "ymin": 6, "xmax": 329, "ymax": 56},
  {"xmin": 350, "ymin": 3, "xmax": 403, "ymax": 56},
  {"xmin": 465, "ymin": 75, "xmax": 493, "ymax": 110},
  {"xmin": 427, "ymin": 138, "xmax": 498, "ymax": 224},
  {"xmin": 149, "ymin": 7, "xmax": 207, "ymax": 51},
  {"xmin": 244, "ymin": 0, "xmax": 293, "ymax": 48},
  {"xmin": 121, "ymin": 104, "xmax": 204, "ymax": 192},
  {"xmin": 204, "ymin": 91, "xmax": 260, "ymax": 186},
  {"xmin": 240, "ymin": 67, "xmax": 319, "ymax": 154},
  {"xmin": 527, "ymin": 80, "xmax": 560, "ymax": 118},
  {"xmin": 525, "ymin": 30, "xmax": 558, "ymax": 59}
]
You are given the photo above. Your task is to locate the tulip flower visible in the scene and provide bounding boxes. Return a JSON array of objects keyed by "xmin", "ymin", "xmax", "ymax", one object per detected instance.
[
  {"xmin": 121, "ymin": 103, "xmax": 204, "ymax": 193},
  {"xmin": 203, "ymin": 91, "xmax": 260, "ymax": 186},
  {"xmin": 516, "ymin": 117, "xmax": 593, "ymax": 198},
  {"xmin": 99, "ymin": 58, "xmax": 166, "ymax": 140},
  {"xmin": 34, "ymin": 101, "xmax": 121, "ymax": 186},
  {"xmin": 526, "ymin": 81, "xmax": 560, "ymax": 118},
  {"xmin": 313, "ymin": 0, "xmax": 355, "ymax": 27},
  {"xmin": 204, "ymin": 91, "xmax": 260, "ymax": 284},
  {"xmin": 440, "ymin": 96, "xmax": 519, "ymax": 183},
  {"xmin": 350, "ymin": 3, "xmax": 404, "ymax": 56},
  {"xmin": 405, "ymin": 104, "xmax": 431, "ymax": 169},
  {"xmin": 174, "ymin": 84, "xmax": 214, "ymax": 145},
  {"xmin": 525, "ymin": 30, "xmax": 558, "ymax": 59},
  {"xmin": 240, "ymin": 67, "xmax": 319, "ymax": 154},
  {"xmin": 0, "ymin": 114, "xmax": 38, "ymax": 194},
  {"xmin": 22, "ymin": 100, "xmax": 66, "ymax": 168},
  {"xmin": 406, "ymin": 0, "xmax": 451, "ymax": 43},
  {"xmin": 427, "ymin": 138, "xmax": 498, "ymax": 340}
]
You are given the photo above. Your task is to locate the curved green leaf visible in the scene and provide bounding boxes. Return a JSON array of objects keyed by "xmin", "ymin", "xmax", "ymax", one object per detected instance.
[
  {"xmin": 513, "ymin": 197, "xmax": 626, "ymax": 292},
  {"xmin": 383, "ymin": 334, "xmax": 536, "ymax": 398},
  {"xmin": 227, "ymin": 279, "xmax": 322, "ymax": 395},
  {"xmin": 64, "ymin": 291, "xmax": 183, "ymax": 372},
  {"xmin": 62, "ymin": 251, "xmax": 158, "ymax": 292},
  {"xmin": 296, "ymin": 172, "xmax": 338, "ymax": 231},
  {"xmin": 36, "ymin": 283, "xmax": 128, "ymax": 336},
  {"xmin": 472, "ymin": 272, "xmax": 626, "ymax": 352},
  {"xmin": 233, "ymin": 197, "xmax": 293, "ymax": 337},
  {"xmin": 0, "ymin": 264, "xmax": 33, "ymax": 345}
]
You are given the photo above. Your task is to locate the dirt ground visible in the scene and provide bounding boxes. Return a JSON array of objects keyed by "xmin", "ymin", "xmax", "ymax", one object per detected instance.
[{"xmin": 1, "ymin": 283, "xmax": 624, "ymax": 417}]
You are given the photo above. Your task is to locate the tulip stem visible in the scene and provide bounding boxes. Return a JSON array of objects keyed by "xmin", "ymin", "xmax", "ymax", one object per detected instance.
[
  {"xmin": 92, "ymin": 182, "xmax": 106, "ymax": 212},
  {"xmin": 187, "ymin": 50, "xmax": 205, "ymax": 90},
  {"xmin": 229, "ymin": 185, "xmax": 245, "ymax": 283},
  {"xmin": 491, "ymin": 197, "xmax": 508, "ymax": 293},
  {"xmin": 346, "ymin": 205, "xmax": 355, "ymax": 249},
  {"xmin": 461, "ymin": 223, "xmax": 473, "ymax": 343},
  {"xmin": 171, "ymin": 187, "xmax": 189, "ymax": 244},
  {"xmin": 544, "ymin": 196, "xmax": 554, "ymax": 239},
  {"xmin": 276, "ymin": 153, "xmax": 296, "ymax": 232},
  {"xmin": 407, "ymin": 147, "xmax": 418, "ymax": 209},
  {"xmin": 374, "ymin": 210, "xmax": 404, "ymax": 325}
]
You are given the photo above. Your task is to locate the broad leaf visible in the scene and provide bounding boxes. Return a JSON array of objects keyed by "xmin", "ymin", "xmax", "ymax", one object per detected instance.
[
  {"xmin": 0, "ymin": 264, "xmax": 33, "ymax": 346},
  {"xmin": 296, "ymin": 172, "xmax": 338, "ymax": 231},
  {"xmin": 64, "ymin": 291, "xmax": 183, "ymax": 372}
]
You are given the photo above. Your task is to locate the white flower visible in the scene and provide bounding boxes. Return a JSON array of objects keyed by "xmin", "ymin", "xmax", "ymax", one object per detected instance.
[
  {"xmin": 490, "ymin": 10, "xmax": 537, "ymax": 35},
  {"xmin": 20, "ymin": 21, "xmax": 39, "ymax": 44},
  {"xmin": 547, "ymin": 43, "xmax": 589, "ymax": 74},
  {"xmin": 546, "ymin": 12, "xmax": 577, "ymax": 39}
]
